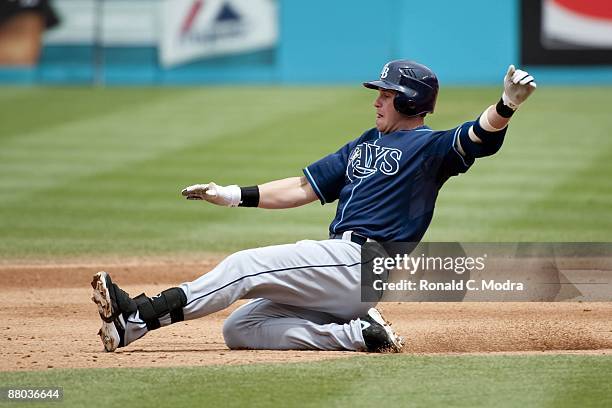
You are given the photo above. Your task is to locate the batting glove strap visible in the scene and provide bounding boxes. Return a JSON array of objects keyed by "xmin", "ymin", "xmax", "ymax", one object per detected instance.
[
  {"xmin": 238, "ymin": 185, "xmax": 260, "ymax": 207},
  {"xmin": 496, "ymin": 97, "xmax": 516, "ymax": 118}
]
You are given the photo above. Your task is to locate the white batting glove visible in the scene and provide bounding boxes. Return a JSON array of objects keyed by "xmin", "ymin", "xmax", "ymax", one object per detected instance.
[
  {"xmin": 502, "ymin": 65, "xmax": 537, "ymax": 110},
  {"xmin": 181, "ymin": 182, "xmax": 241, "ymax": 207}
]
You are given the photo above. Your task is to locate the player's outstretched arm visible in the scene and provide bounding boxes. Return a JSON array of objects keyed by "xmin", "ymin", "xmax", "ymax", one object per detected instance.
[
  {"xmin": 456, "ymin": 65, "xmax": 536, "ymax": 157},
  {"xmin": 181, "ymin": 176, "xmax": 318, "ymax": 209}
]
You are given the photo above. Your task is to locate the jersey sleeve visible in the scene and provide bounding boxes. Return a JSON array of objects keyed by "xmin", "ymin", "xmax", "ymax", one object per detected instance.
[{"xmin": 430, "ymin": 122, "xmax": 476, "ymax": 183}]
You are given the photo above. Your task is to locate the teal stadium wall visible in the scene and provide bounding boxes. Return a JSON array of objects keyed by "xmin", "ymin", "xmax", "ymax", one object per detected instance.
[{"xmin": 2, "ymin": 0, "xmax": 612, "ymax": 85}]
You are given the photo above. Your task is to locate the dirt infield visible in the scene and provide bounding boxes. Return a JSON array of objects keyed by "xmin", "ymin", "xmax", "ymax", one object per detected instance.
[{"xmin": 1, "ymin": 260, "xmax": 610, "ymax": 372}]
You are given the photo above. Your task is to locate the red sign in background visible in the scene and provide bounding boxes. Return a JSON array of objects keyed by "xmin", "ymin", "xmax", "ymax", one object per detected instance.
[
  {"xmin": 521, "ymin": 0, "xmax": 612, "ymax": 65},
  {"xmin": 554, "ymin": 0, "xmax": 612, "ymax": 21}
]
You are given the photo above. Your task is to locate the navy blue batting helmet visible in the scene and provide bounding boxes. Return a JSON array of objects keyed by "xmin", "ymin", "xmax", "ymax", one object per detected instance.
[{"xmin": 364, "ymin": 60, "xmax": 439, "ymax": 117}]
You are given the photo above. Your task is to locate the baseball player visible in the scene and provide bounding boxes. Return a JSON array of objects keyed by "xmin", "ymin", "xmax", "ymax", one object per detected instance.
[{"xmin": 91, "ymin": 60, "xmax": 536, "ymax": 353}]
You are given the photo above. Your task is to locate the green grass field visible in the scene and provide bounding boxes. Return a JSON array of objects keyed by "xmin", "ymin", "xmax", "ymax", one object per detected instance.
[
  {"xmin": 1, "ymin": 355, "xmax": 611, "ymax": 407},
  {"xmin": 1, "ymin": 86, "xmax": 611, "ymax": 259},
  {"xmin": 1, "ymin": 86, "xmax": 611, "ymax": 406}
]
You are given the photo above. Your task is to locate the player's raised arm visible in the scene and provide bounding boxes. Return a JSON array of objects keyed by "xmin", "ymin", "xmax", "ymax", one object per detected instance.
[
  {"xmin": 181, "ymin": 176, "xmax": 318, "ymax": 209},
  {"xmin": 456, "ymin": 65, "xmax": 537, "ymax": 158}
]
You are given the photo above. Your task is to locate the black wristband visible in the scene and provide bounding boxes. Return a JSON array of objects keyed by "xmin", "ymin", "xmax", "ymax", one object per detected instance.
[
  {"xmin": 495, "ymin": 98, "xmax": 516, "ymax": 118},
  {"xmin": 239, "ymin": 186, "xmax": 260, "ymax": 207}
]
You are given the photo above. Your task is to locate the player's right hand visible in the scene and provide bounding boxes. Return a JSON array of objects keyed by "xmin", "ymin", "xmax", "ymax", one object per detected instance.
[
  {"xmin": 181, "ymin": 182, "xmax": 241, "ymax": 207},
  {"xmin": 502, "ymin": 65, "xmax": 537, "ymax": 109}
]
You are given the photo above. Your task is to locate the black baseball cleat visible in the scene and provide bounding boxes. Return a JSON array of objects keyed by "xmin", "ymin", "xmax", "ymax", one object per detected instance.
[
  {"xmin": 91, "ymin": 271, "xmax": 134, "ymax": 352},
  {"xmin": 360, "ymin": 308, "xmax": 404, "ymax": 353}
]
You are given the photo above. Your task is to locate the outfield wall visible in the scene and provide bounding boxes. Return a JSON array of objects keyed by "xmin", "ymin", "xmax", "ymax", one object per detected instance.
[{"xmin": 1, "ymin": 0, "xmax": 612, "ymax": 85}]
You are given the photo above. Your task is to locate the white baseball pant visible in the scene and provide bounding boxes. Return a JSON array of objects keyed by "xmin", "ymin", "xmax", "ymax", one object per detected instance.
[{"xmin": 122, "ymin": 237, "xmax": 374, "ymax": 350}]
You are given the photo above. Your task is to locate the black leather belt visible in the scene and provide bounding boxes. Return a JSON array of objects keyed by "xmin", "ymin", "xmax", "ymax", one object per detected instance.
[{"xmin": 329, "ymin": 231, "xmax": 369, "ymax": 246}]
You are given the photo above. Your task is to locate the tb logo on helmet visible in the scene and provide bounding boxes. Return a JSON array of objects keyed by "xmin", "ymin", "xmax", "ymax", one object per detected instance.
[
  {"xmin": 364, "ymin": 60, "xmax": 439, "ymax": 117},
  {"xmin": 380, "ymin": 64, "xmax": 390, "ymax": 79}
]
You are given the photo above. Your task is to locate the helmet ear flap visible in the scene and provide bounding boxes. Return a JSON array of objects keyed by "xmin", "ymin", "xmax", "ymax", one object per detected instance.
[{"xmin": 393, "ymin": 93, "xmax": 417, "ymax": 116}]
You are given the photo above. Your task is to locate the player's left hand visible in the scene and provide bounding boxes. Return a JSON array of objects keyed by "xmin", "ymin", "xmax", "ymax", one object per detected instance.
[
  {"xmin": 502, "ymin": 65, "xmax": 537, "ymax": 109},
  {"xmin": 181, "ymin": 182, "xmax": 241, "ymax": 207}
]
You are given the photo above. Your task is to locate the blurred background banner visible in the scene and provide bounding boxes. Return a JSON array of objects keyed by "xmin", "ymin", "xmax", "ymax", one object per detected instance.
[
  {"xmin": 2, "ymin": 0, "xmax": 612, "ymax": 84},
  {"xmin": 159, "ymin": 0, "xmax": 278, "ymax": 68},
  {"xmin": 0, "ymin": 0, "xmax": 59, "ymax": 65},
  {"xmin": 522, "ymin": 0, "xmax": 612, "ymax": 65},
  {"xmin": 43, "ymin": 0, "xmax": 156, "ymax": 46},
  {"xmin": 543, "ymin": 0, "xmax": 612, "ymax": 49}
]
